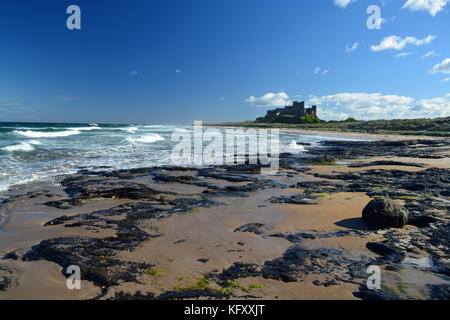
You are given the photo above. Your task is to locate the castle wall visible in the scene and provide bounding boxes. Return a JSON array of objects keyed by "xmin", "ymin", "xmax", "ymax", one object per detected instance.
[{"xmin": 265, "ymin": 101, "xmax": 316, "ymax": 118}]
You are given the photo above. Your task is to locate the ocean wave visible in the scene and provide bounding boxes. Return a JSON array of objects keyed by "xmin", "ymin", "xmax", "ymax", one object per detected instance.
[
  {"xmin": 119, "ymin": 126, "xmax": 138, "ymax": 133},
  {"xmin": 288, "ymin": 140, "xmax": 306, "ymax": 153},
  {"xmin": 127, "ymin": 133, "xmax": 165, "ymax": 144},
  {"xmin": 141, "ymin": 125, "xmax": 164, "ymax": 128},
  {"xmin": 2, "ymin": 142, "xmax": 35, "ymax": 152},
  {"xmin": 14, "ymin": 129, "xmax": 81, "ymax": 138},
  {"xmin": 174, "ymin": 128, "xmax": 190, "ymax": 133},
  {"xmin": 68, "ymin": 126, "xmax": 101, "ymax": 131}
]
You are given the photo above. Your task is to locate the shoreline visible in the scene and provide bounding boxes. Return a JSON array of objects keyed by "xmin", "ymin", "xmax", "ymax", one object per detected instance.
[
  {"xmin": 0, "ymin": 136, "xmax": 449, "ymax": 300},
  {"xmin": 0, "ymin": 129, "xmax": 398, "ymax": 204},
  {"xmin": 206, "ymin": 125, "xmax": 449, "ymax": 141}
]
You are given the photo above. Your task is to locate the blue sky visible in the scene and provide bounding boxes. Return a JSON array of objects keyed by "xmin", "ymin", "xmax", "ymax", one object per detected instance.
[{"xmin": 0, "ymin": 0, "xmax": 449, "ymax": 123}]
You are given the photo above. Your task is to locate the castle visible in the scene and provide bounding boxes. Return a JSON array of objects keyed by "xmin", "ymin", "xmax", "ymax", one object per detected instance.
[
  {"xmin": 266, "ymin": 101, "xmax": 317, "ymax": 118},
  {"xmin": 255, "ymin": 101, "xmax": 319, "ymax": 124}
]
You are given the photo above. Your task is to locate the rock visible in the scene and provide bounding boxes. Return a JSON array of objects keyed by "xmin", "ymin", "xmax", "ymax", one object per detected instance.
[
  {"xmin": 354, "ymin": 287, "xmax": 400, "ymax": 300},
  {"xmin": 407, "ymin": 215, "xmax": 436, "ymax": 228},
  {"xmin": 234, "ymin": 223, "xmax": 266, "ymax": 235},
  {"xmin": 3, "ymin": 251, "xmax": 18, "ymax": 260},
  {"xmin": 362, "ymin": 198, "xmax": 408, "ymax": 228},
  {"xmin": 366, "ymin": 242, "xmax": 404, "ymax": 259},
  {"xmin": 0, "ymin": 276, "xmax": 12, "ymax": 291},
  {"xmin": 429, "ymin": 284, "xmax": 450, "ymax": 300},
  {"xmin": 349, "ymin": 161, "xmax": 424, "ymax": 168},
  {"xmin": 197, "ymin": 258, "xmax": 209, "ymax": 264},
  {"xmin": 269, "ymin": 195, "xmax": 319, "ymax": 205},
  {"xmin": 385, "ymin": 264, "xmax": 401, "ymax": 272}
]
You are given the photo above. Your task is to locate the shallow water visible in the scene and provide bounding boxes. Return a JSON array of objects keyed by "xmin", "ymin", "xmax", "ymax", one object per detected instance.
[{"xmin": 0, "ymin": 122, "xmax": 373, "ymax": 193}]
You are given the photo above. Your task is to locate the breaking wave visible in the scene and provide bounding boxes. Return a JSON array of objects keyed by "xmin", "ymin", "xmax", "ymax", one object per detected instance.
[
  {"xmin": 2, "ymin": 142, "xmax": 35, "ymax": 152},
  {"xmin": 288, "ymin": 140, "xmax": 306, "ymax": 153},
  {"xmin": 127, "ymin": 133, "xmax": 165, "ymax": 144},
  {"xmin": 14, "ymin": 129, "xmax": 81, "ymax": 138}
]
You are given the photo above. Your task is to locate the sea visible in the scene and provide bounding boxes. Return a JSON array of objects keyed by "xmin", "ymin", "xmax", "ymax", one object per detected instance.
[{"xmin": 0, "ymin": 122, "xmax": 371, "ymax": 193}]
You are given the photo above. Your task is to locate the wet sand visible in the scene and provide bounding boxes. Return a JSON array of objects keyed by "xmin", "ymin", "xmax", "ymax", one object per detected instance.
[{"xmin": 0, "ymin": 136, "xmax": 449, "ymax": 300}]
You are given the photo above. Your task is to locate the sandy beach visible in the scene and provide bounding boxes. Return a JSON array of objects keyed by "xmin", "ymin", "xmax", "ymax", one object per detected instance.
[{"xmin": 0, "ymin": 132, "xmax": 449, "ymax": 300}]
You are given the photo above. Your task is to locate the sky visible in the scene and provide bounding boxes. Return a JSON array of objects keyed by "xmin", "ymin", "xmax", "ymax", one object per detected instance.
[{"xmin": 0, "ymin": 0, "xmax": 449, "ymax": 124}]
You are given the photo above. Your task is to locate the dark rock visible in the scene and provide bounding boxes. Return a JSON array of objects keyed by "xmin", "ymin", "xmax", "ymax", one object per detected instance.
[
  {"xmin": 269, "ymin": 194, "xmax": 319, "ymax": 205},
  {"xmin": 366, "ymin": 242, "xmax": 405, "ymax": 260},
  {"xmin": 354, "ymin": 287, "xmax": 400, "ymax": 300},
  {"xmin": 362, "ymin": 198, "xmax": 408, "ymax": 228},
  {"xmin": 22, "ymin": 236, "xmax": 152, "ymax": 288},
  {"xmin": 44, "ymin": 198, "xmax": 85, "ymax": 209},
  {"xmin": 349, "ymin": 161, "xmax": 424, "ymax": 168},
  {"xmin": 112, "ymin": 291, "xmax": 155, "ymax": 300},
  {"xmin": 155, "ymin": 289, "xmax": 231, "ymax": 300},
  {"xmin": 407, "ymin": 215, "xmax": 436, "ymax": 228},
  {"xmin": 3, "ymin": 251, "xmax": 18, "ymax": 260},
  {"xmin": 197, "ymin": 258, "xmax": 209, "ymax": 264},
  {"xmin": 429, "ymin": 284, "xmax": 450, "ymax": 300},
  {"xmin": 0, "ymin": 276, "xmax": 12, "ymax": 291},
  {"xmin": 234, "ymin": 223, "xmax": 265, "ymax": 235},
  {"xmin": 385, "ymin": 264, "xmax": 401, "ymax": 272}
]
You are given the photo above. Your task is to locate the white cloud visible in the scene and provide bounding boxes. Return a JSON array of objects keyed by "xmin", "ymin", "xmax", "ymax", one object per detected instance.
[
  {"xmin": 345, "ymin": 42, "xmax": 359, "ymax": 53},
  {"xmin": 175, "ymin": 69, "xmax": 182, "ymax": 73},
  {"xmin": 246, "ymin": 92, "xmax": 290, "ymax": 108},
  {"xmin": 441, "ymin": 78, "xmax": 450, "ymax": 82},
  {"xmin": 414, "ymin": 96, "xmax": 450, "ymax": 116},
  {"xmin": 429, "ymin": 58, "xmax": 450, "ymax": 74},
  {"xmin": 402, "ymin": 0, "xmax": 448, "ymax": 16},
  {"xmin": 396, "ymin": 52, "xmax": 413, "ymax": 58},
  {"xmin": 333, "ymin": 0, "xmax": 356, "ymax": 8},
  {"xmin": 314, "ymin": 67, "xmax": 329, "ymax": 75},
  {"xmin": 0, "ymin": 102, "xmax": 23, "ymax": 107},
  {"xmin": 422, "ymin": 51, "xmax": 437, "ymax": 58},
  {"xmin": 371, "ymin": 35, "xmax": 436, "ymax": 51},
  {"xmin": 307, "ymin": 92, "xmax": 450, "ymax": 120},
  {"xmin": 128, "ymin": 70, "xmax": 138, "ymax": 76}
]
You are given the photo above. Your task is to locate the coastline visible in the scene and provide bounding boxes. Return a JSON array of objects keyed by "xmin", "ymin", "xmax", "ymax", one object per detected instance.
[
  {"xmin": 206, "ymin": 124, "xmax": 449, "ymax": 141},
  {"xmin": 0, "ymin": 134, "xmax": 449, "ymax": 300}
]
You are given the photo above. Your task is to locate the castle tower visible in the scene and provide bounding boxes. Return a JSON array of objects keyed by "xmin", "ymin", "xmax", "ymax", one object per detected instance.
[
  {"xmin": 292, "ymin": 101, "xmax": 305, "ymax": 115},
  {"xmin": 311, "ymin": 105, "xmax": 317, "ymax": 118}
]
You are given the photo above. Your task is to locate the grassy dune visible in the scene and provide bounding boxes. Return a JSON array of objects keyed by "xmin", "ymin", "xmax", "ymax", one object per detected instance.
[{"xmin": 206, "ymin": 117, "xmax": 450, "ymax": 137}]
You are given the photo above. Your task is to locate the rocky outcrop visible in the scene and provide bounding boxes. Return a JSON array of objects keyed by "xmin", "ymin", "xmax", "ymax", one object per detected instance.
[{"xmin": 362, "ymin": 198, "xmax": 409, "ymax": 228}]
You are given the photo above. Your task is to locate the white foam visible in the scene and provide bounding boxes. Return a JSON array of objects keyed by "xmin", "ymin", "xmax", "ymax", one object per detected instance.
[
  {"xmin": 28, "ymin": 140, "xmax": 41, "ymax": 145},
  {"xmin": 14, "ymin": 129, "xmax": 81, "ymax": 138},
  {"xmin": 142, "ymin": 125, "xmax": 164, "ymax": 128},
  {"xmin": 2, "ymin": 142, "xmax": 35, "ymax": 152},
  {"xmin": 288, "ymin": 140, "xmax": 306, "ymax": 153},
  {"xmin": 120, "ymin": 126, "xmax": 138, "ymax": 133},
  {"xmin": 174, "ymin": 128, "xmax": 190, "ymax": 133},
  {"xmin": 127, "ymin": 133, "xmax": 165, "ymax": 144},
  {"xmin": 68, "ymin": 126, "xmax": 101, "ymax": 131}
]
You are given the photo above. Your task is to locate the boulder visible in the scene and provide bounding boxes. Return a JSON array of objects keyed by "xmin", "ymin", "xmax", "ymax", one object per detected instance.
[{"xmin": 362, "ymin": 198, "xmax": 408, "ymax": 228}]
